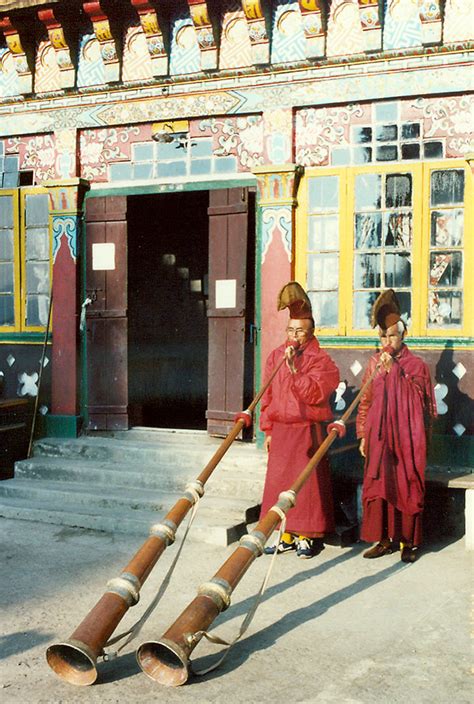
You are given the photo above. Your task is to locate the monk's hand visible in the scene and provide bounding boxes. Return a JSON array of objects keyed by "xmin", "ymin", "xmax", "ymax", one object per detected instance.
[
  {"xmin": 284, "ymin": 345, "xmax": 297, "ymax": 374},
  {"xmin": 264, "ymin": 436, "xmax": 272, "ymax": 453},
  {"xmin": 359, "ymin": 438, "xmax": 366, "ymax": 458},
  {"xmin": 380, "ymin": 350, "xmax": 393, "ymax": 372}
]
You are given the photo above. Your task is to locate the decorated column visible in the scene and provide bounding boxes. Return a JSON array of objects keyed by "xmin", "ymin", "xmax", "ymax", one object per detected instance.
[
  {"xmin": 44, "ymin": 179, "xmax": 89, "ymax": 437},
  {"xmin": 253, "ymin": 164, "xmax": 302, "ymax": 402}
]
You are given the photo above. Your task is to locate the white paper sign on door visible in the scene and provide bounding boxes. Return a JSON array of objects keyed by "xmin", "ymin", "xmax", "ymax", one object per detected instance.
[
  {"xmin": 92, "ymin": 243, "xmax": 115, "ymax": 271},
  {"xmin": 215, "ymin": 279, "xmax": 236, "ymax": 309}
]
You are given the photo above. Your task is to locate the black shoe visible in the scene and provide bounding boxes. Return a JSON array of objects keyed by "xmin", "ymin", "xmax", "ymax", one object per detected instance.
[
  {"xmin": 264, "ymin": 538, "xmax": 296, "ymax": 555},
  {"xmin": 401, "ymin": 545, "xmax": 418, "ymax": 563},
  {"xmin": 363, "ymin": 541, "xmax": 394, "ymax": 559},
  {"xmin": 296, "ymin": 537, "xmax": 324, "ymax": 559}
]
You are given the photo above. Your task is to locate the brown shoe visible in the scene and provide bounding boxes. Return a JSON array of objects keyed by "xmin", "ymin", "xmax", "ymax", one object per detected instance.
[
  {"xmin": 401, "ymin": 546, "xmax": 418, "ymax": 563},
  {"xmin": 363, "ymin": 541, "xmax": 394, "ymax": 559}
]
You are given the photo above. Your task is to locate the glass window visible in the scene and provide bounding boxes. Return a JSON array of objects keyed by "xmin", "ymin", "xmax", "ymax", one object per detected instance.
[
  {"xmin": 352, "ymin": 126, "xmax": 372, "ymax": 144},
  {"xmin": 355, "ymin": 174, "xmax": 381, "ymax": 210},
  {"xmin": 308, "ymin": 215, "xmax": 339, "ymax": 250},
  {"xmin": 375, "ymin": 102, "xmax": 398, "ymax": 122},
  {"xmin": 376, "ymin": 145, "xmax": 398, "ymax": 162},
  {"xmin": 401, "ymin": 123, "xmax": 420, "ymax": 140},
  {"xmin": 376, "ymin": 125, "xmax": 398, "ymax": 142},
  {"xmin": 424, "ymin": 142, "xmax": 443, "ymax": 159},
  {"xmin": 431, "ymin": 170, "xmax": 464, "ymax": 206},
  {"xmin": 309, "ymin": 176, "xmax": 338, "ymax": 211},
  {"xmin": 401, "ymin": 143, "xmax": 420, "ymax": 160}
]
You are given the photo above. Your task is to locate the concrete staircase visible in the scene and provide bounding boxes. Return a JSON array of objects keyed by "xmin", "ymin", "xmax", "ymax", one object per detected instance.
[{"xmin": 0, "ymin": 428, "xmax": 268, "ymax": 546}]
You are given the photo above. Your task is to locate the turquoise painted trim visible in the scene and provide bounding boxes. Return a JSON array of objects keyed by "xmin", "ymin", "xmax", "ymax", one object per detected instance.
[
  {"xmin": 255, "ymin": 198, "xmax": 264, "ymax": 450},
  {"xmin": 316, "ymin": 336, "xmax": 474, "ymax": 350},
  {"xmin": 86, "ymin": 176, "xmax": 256, "ymax": 199},
  {"xmin": 0, "ymin": 332, "xmax": 52, "ymax": 344},
  {"xmin": 45, "ymin": 414, "xmax": 82, "ymax": 438}
]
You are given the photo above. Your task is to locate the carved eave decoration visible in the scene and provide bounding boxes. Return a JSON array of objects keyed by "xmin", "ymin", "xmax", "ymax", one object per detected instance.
[
  {"xmin": 242, "ymin": 0, "xmax": 270, "ymax": 65},
  {"xmin": 187, "ymin": 0, "xmax": 218, "ymax": 71},
  {"xmin": 130, "ymin": 0, "xmax": 168, "ymax": 76}
]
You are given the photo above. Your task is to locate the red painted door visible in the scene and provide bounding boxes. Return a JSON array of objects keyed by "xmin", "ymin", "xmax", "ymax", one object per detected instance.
[
  {"xmin": 85, "ymin": 197, "xmax": 128, "ymax": 430},
  {"xmin": 207, "ymin": 188, "xmax": 254, "ymax": 436}
]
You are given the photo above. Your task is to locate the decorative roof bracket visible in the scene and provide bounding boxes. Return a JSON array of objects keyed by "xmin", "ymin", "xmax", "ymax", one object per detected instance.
[
  {"xmin": 0, "ymin": 14, "xmax": 32, "ymax": 93},
  {"xmin": 83, "ymin": 1, "xmax": 120, "ymax": 83},
  {"xmin": 242, "ymin": 0, "xmax": 270, "ymax": 65},
  {"xmin": 37, "ymin": 8, "xmax": 75, "ymax": 88},
  {"xmin": 358, "ymin": 0, "xmax": 382, "ymax": 52},
  {"xmin": 130, "ymin": 0, "xmax": 168, "ymax": 76},
  {"xmin": 187, "ymin": 0, "xmax": 218, "ymax": 71}
]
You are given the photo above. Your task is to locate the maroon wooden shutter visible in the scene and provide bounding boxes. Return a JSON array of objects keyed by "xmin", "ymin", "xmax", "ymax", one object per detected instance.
[
  {"xmin": 85, "ymin": 196, "xmax": 128, "ymax": 430},
  {"xmin": 207, "ymin": 188, "xmax": 249, "ymax": 436}
]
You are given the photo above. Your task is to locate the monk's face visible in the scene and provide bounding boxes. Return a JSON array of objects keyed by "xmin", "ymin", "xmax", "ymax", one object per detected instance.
[
  {"xmin": 286, "ymin": 318, "xmax": 314, "ymax": 347},
  {"xmin": 379, "ymin": 322, "xmax": 405, "ymax": 354}
]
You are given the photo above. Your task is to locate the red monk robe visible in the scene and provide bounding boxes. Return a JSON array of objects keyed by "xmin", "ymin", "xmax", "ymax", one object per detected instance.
[
  {"xmin": 356, "ymin": 344, "xmax": 436, "ymax": 546},
  {"xmin": 259, "ymin": 338, "xmax": 340, "ymax": 537}
]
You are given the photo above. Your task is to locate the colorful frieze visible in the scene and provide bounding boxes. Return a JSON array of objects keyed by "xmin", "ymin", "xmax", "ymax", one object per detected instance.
[
  {"xmin": 443, "ymin": 0, "xmax": 474, "ymax": 42},
  {"xmin": 79, "ymin": 124, "xmax": 146, "ymax": 181},
  {"xmin": 296, "ymin": 95, "xmax": 474, "ymax": 168},
  {"xmin": 418, "ymin": 0, "xmax": 442, "ymax": 45},
  {"xmin": 83, "ymin": 1, "xmax": 120, "ymax": 83},
  {"xmin": 220, "ymin": 1, "xmax": 253, "ymax": 69},
  {"xmin": 0, "ymin": 15, "xmax": 32, "ymax": 93},
  {"xmin": 0, "ymin": 48, "xmax": 20, "ymax": 98},
  {"xmin": 263, "ymin": 108, "xmax": 293, "ymax": 164},
  {"xmin": 271, "ymin": 1, "xmax": 306, "ymax": 64},
  {"xmin": 169, "ymin": 15, "xmax": 200, "ymax": 76},
  {"xmin": 131, "ymin": 0, "xmax": 168, "ymax": 76},
  {"xmin": 187, "ymin": 0, "xmax": 218, "ymax": 71},
  {"xmin": 34, "ymin": 40, "xmax": 62, "ymax": 94},
  {"xmin": 326, "ymin": 0, "xmax": 365, "ymax": 57},
  {"xmin": 383, "ymin": 0, "xmax": 422, "ymax": 50},
  {"xmin": 5, "ymin": 133, "xmax": 60, "ymax": 181},
  {"xmin": 298, "ymin": 0, "xmax": 325, "ymax": 59},
  {"xmin": 37, "ymin": 8, "xmax": 75, "ymax": 89},
  {"xmin": 194, "ymin": 114, "xmax": 264, "ymax": 170},
  {"xmin": 77, "ymin": 33, "xmax": 105, "ymax": 87},
  {"xmin": 358, "ymin": 0, "xmax": 381, "ymax": 52},
  {"xmin": 122, "ymin": 26, "xmax": 154, "ymax": 83},
  {"xmin": 242, "ymin": 0, "xmax": 270, "ymax": 65}
]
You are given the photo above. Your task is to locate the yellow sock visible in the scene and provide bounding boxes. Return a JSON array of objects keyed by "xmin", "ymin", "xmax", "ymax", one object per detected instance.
[
  {"xmin": 298, "ymin": 534, "xmax": 309, "ymax": 541},
  {"xmin": 282, "ymin": 532, "xmax": 294, "ymax": 544}
]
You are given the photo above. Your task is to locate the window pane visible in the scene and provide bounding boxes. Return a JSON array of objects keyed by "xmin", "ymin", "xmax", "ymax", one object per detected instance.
[
  {"xmin": 401, "ymin": 143, "xmax": 420, "ymax": 160},
  {"xmin": 431, "ymin": 170, "xmax": 464, "ymax": 206},
  {"xmin": 354, "ymin": 254, "xmax": 381, "ymax": 288},
  {"xmin": 429, "ymin": 252, "xmax": 462, "ymax": 287},
  {"xmin": 308, "ymin": 215, "xmax": 339, "ymax": 250},
  {"xmin": 26, "ymin": 262, "xmax": 49, "ymax": 294},
  {"xmin": 355, "ymin": 174, "xmax": 381, "ymax": 209},
  {"xmin": 376, "ymin": 125, "xmax": 398, "ymax": 142},
  {"xmin": 386, "ymin": 173, "xmax": 412, "ymax": 207},
  {"xmin": 424, "ymin": 142, "xmax": 443, "ymax": 159},
  {"xmin": 431, "ymin": 210, "xmax": 463, "ymax": 247},
  {"xmin": 0, "ymin": 262, "xmax": 14, "ymax": 292},
  {"xmin": 307, "ymin": 253, "xmax": 339, "ymax": 289},
  {"xmin": 353, "ymin": 147, "xmax": 372, "ymax": 164},
  {"xmin": 25, "ymin": 194, "xmax": 49, "ymax": 226},
  {"xmin": 0, "ymin": 295, "xmax": 14, "ymax": 325},
  {"xmin": 355, "ymin": 213, "xmax": 382, "ymax": 249},
  {"xmin": 401, "ymin": 123, "xmax": 420, "ymax": 139},
  {"xmin": 26, "ymin": 228, "xmax": 49, "ymax": 260},
  {"xmin": 27, "ymin": 294, "xmax": 50, "ymax": 327},
  {"xmin": 190, "ymin": 158, "xmax": 211, "ymax": 175},
  {"xmin": 384, "ymin": 253, "xmax": 411, "ymax": 287},
  {"xmin": 428, "ymin": 291, "xmax": 462, "ymax": 327},
  {"xmin": 157, "ymin": 161, "xmax": 187, "ymax": 177},
  {"xmin": 0, "ymin": 229, "xmax": 14, "ymax": 260},
  {"xmin": 352, "ymin": 126, "xmax": 372, "ymax": 144},
  {"xmin": 309, "ymin": 290, "xmax": 338, "ymax": 327},
  {"xmin": 0, "ymin": 197, "xmax": 14, "ymax": 227},
  {"xmin": 376, "ymin": 145, "xmax": 398, "ymax": 161},
  {"xmin": 353, "ymin": 291, "xmax": 378, "ymax": 328},
  {"xmin": 308, "ymin": 176, "xmax": 339, "ymax": 212},
  {"xmin": 384, "ymin": 212, "xmax": 413, "ymax": 248}
]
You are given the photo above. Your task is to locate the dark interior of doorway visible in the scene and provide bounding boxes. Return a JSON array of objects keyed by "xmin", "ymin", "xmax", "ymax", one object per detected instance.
[{"xmin": 127, "ymin": 191, "xmax": 209, "ymax": 429}]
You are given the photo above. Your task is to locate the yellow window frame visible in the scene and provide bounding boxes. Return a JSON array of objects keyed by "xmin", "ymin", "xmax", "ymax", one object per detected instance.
[
  {"xmin": 0, "ymin": 186, "xmax": 51, "ymax": 334},
  {"xmin": 296, "ymin": 161, "xmax": 472, "ymax": 338}
]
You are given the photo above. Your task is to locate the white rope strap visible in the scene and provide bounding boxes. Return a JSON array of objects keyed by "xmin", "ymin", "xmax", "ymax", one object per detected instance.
[
  {"xmin": 103, "ymin": 485, "xmax": 203, "ymax": 658},
  {"xmin": 192, "ymin": 512, "xmax": 289, "ymax": 677}
]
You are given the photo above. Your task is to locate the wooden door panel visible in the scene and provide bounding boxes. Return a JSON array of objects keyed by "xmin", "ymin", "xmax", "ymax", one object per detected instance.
[
  {"xmin": 85, "ymin": 197, "xmax": 128, "ymax": 430},
  {"xmin": 207, "ymin": 188, "xmax": 251, "ymax": 436}
]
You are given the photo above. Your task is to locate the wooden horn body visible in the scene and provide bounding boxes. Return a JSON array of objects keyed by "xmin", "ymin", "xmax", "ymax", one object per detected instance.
[
  {"xmin": 136, "ymin": 356, "xmax": 384, "ymax": 687},
  {"xmin": 46, "ymin": 354, "xmax": 288, "ymax": 686}
]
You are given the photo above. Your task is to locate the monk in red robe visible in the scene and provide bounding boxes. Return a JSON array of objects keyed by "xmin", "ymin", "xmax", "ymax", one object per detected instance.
[
  {"xmin": 357, "ymin": 290, "xmax": 436, "ymax": 563},
  {"xmin": 260, "ymin": 282, "xmax": 340, "ymax": 559}
]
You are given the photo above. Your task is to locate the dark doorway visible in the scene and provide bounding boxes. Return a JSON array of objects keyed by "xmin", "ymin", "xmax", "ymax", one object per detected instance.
[{"xmin": 127, "ymin": 192, "xmax": 209, "ymax": 429}]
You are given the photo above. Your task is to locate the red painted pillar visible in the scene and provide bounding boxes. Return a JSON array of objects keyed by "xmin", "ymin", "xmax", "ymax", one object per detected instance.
[{"xmin": 44, "ymin": 179, "xmax": 89, "ymax": 437}]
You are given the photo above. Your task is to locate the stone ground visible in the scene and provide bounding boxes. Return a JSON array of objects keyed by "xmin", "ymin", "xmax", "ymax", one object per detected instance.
[{"xmin": 0, "ymin": 516, "xmax": 471, "ymax": 704}]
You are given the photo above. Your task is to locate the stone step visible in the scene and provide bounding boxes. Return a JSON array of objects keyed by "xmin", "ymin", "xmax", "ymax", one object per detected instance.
[
  {"xmin": 32, "ymin": 435, "xmax": 267, "ymax": 473},
  {"xmin": 14, "ymin": 456, "xmax": 266, "ymax": 497},
  {"xmin": 0, "ymin": 494, "xmax": 253, "ymax": 545},
  {"xmin": 0, "ymin": 477, "xmax": 259, "ymax": 520}
]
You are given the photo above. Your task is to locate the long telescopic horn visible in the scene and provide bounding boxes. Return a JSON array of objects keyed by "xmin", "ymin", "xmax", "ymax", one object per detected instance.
[
  {"xmin": 46, "ymin": 349, "xmax": 290, "ymax": 686},
  {"xmin": 136, "ymin": 351, "xmax": 390, "ymax": 686}
]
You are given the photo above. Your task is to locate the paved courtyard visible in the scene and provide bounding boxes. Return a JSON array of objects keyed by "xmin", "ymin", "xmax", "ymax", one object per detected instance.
[{"xmin": 0, "ymin": 516, "xmax": 471, "ymax": 703}]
